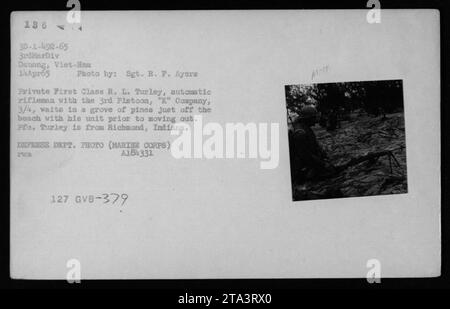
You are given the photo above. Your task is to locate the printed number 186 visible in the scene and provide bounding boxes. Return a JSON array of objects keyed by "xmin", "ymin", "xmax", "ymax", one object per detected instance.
[{"xmin": 24, "ymin": 20, "xmax": 47, "ymax": 29}]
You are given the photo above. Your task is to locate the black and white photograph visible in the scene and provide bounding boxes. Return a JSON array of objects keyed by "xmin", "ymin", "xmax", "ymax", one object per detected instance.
[{"xmin": 285, "ymin": 80, "xmax": 408, "ymax": 201}]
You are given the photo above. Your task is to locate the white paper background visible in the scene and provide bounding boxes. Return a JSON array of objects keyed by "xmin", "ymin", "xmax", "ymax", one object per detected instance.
[{"xmin": 10, "ymin": 10, "xmax": 440, "ymax": 279}]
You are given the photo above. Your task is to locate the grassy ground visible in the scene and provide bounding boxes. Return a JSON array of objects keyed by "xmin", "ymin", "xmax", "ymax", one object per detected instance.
[{"xmin": 293, "ymin": 112, "xmax": 408, "ymax": 201}]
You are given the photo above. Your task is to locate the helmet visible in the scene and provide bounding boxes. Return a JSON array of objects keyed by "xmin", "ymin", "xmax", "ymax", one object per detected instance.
[{"xmin": 298, "ymin": 105, "xmax": 318, "ymax": 119}]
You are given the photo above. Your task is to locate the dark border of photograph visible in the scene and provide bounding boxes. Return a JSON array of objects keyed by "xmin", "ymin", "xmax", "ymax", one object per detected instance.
[{"xmin": 1, "ymin": 0, "xmax": 448, "ymax": 294}]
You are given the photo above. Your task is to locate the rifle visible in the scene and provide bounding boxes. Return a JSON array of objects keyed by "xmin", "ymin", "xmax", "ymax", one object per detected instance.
[{"xmin": 334, "ymin": 150, "xmax": 401, "ymax": 174}]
